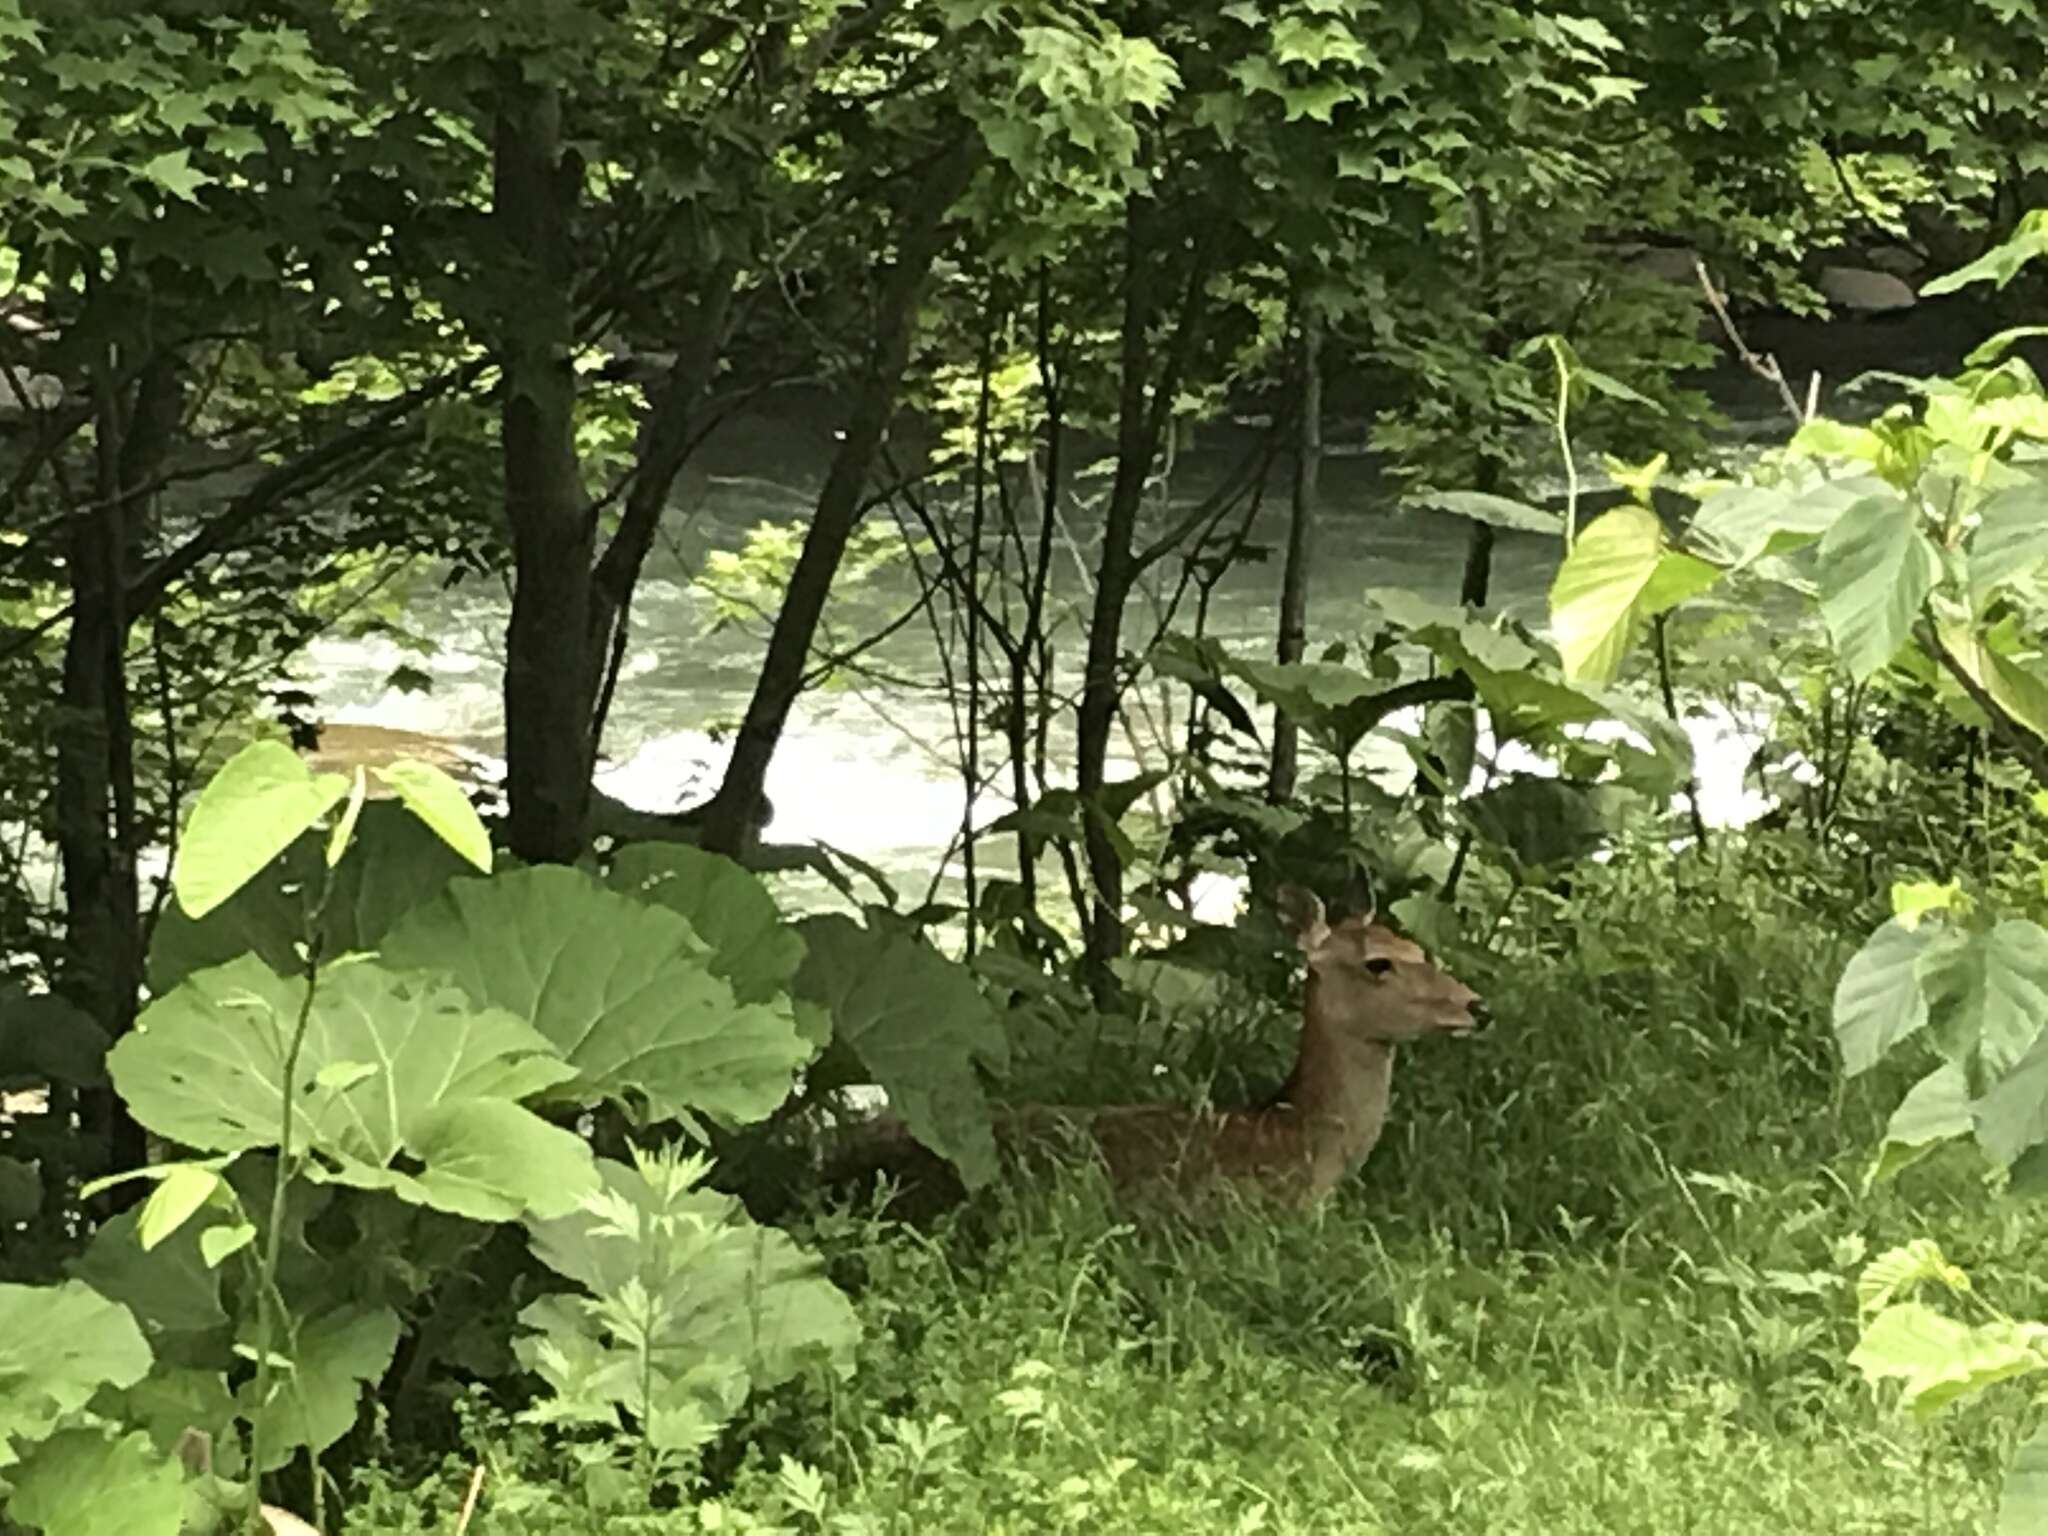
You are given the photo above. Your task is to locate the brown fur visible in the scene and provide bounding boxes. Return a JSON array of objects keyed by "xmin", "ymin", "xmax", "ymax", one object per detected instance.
[{"xmin": 825, "ymin": 890, "xmax": 1484, "ymax": 1211}]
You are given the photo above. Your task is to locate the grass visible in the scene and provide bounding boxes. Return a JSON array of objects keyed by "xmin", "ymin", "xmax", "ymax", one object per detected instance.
[{"xmin": 339, "ymin": 841, "xmax": 2046, "ymax": 1534}]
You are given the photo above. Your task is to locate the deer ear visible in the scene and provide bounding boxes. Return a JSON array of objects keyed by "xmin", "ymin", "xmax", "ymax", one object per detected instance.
[
  {"xmin": 1340, "ymin": 864, "xmax": 1377, "ymax": 927},
  {"xmin": 1275, "ymin": 884, "xmax": 1329, "ymax": 950}
]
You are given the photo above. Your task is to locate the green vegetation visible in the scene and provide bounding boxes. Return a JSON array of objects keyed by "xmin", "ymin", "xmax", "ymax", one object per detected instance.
[{"xmin": 7, "ymin": 0, "xmax": 2048, "ymax": 1530}]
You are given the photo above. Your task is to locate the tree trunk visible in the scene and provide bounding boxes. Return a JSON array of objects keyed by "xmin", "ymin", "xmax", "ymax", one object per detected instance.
[
  {"xmin": 698, "ymin": 141, "xmax": 978, "ymax": 857},
  {"xmin": 494, "ymin": 76, "xmax": 598, "ymax": 865},
  {"xmin": 1076, "ymin": 210, "xmax": 1212, "ymax": 998},
  {"xmin": 1268, "ymin": 294, "xmax": 1322, "ymax": 800},
  {"xmin": 55, "ymin": 348, "xmax": 178, "ymax": 1190}
]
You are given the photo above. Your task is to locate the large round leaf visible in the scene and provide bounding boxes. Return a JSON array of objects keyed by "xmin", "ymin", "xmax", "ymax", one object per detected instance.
[
  {"xmin": 1833, "ymin": 920, "xmax": 1935, "ymax": 1076},
  {"xmin": 5, "ymin": 1428, "xmax": 188, "ymax": 1536},
  {"xmin": 0, "ymin": 1282, "xmax": 152, "ymax": 1462},
  {"xmin": 607, "ymin": 844, "xmax": 805, "ymax": 1006},
  {"xmin": 793, "ymin": 914, "xmax": 1008, "ymax": 1189},
  {"xmin": 1920, "ymin": 919, "xmax": 2048, "ymax": 1081},
  {"xmin": 381, "ymin": 865, "xmax": 812, "ymax": 1124},
  {"xmin": 108, "ymin": 955, "xmax": 585, "ymax": 1222}
]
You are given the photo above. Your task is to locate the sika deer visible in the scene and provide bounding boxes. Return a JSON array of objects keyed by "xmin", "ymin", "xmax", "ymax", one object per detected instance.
[{"xmin": 824, "ymin": 887, "xmax": 1486, "ymax": 1209}]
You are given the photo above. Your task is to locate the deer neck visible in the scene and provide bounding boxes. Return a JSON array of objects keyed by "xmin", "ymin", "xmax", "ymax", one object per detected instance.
[{"xmin": 1285, "ymin": 985, "xmax": 1396, "ymax": 1177}]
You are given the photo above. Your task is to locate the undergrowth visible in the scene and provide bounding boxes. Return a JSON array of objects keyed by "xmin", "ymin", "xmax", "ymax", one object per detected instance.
[{"xmin": 339, "ymin": 836, "xmax": 2044, "ymax": 1534}]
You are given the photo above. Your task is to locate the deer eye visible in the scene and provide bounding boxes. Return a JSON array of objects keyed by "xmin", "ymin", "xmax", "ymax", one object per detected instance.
[{"xmin": 1363, "ymin": 957, "xmax": 1394, "ymax": 977}]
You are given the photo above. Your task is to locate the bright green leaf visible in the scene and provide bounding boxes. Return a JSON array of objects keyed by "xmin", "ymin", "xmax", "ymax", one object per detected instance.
[
  {"xmin": 1816, "ymin": 496, "xmax": 1939, "ymax": 680},
  {"xmin": 138, "ymin": 1165, "xmax": 220, "ymax": 1251},
  {"xmin": 1834, "ymin": 920, "xmax": 1934, "ymax": 1075},
  {"xmin": 1548, "ymin": 504, "xmax": 1664, "ymax": 682},
  {"xmin": 174, "ymin": 742, "xmax": 348, "ymax": 920},
  {"xmin": 371, "ymin": 759, "xmax": 492, "ymax": 872}
]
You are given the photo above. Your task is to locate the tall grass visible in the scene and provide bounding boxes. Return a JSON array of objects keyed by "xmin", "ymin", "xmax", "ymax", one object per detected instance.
[{"xmin": 345, "ymin": 837, "xmax": 2043, "ymax": 1534}]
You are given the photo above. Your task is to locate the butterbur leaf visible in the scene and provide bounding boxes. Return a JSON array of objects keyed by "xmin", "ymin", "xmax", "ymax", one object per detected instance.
[
  {"xmin": 794, "ymin": 914, "xmax": 1008, "ymax": 1189},
  {"xmin": 607, "ymin": 844, "xmax": 805, "ymax": 1006},
  {"xmin": 1849, "ymin": 1302, "xmax": 2048, "ymax": 1417},
  {"xmin": 108, "ymin": 955, "xmax": 587, "ymax": 1222},
  {"xmin": 372, "ymin": 758, "xmax": 492, "ymax": 872},
  {"xmin": 0, "ymin": 1282, "xmax": 153, "ymax": 1461},
  {"xmin": 382, "ymin": 866, "xmax": 812, "ymax": 1123},
  {"xmin": 174, "ymin": 742, "xmax": 349, "ymax": 920},
  {"xmin": 5, "ymin": 1428, "xmax": 188, "ymax": 1536}
]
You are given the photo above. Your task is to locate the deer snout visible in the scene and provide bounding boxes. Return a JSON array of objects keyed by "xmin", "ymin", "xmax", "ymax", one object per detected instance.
[{"xmin": 1464, "ymin": 998, "xmax": 1491, "ymax": 1033}]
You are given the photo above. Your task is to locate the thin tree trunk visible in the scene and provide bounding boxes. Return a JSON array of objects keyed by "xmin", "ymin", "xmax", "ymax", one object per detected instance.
[
  {"xmin": 698, "ymin": 141, "xmax": 979, "ymax": 857},
  {"xmin": 1268, "ymin": 293, "xmax": 1322, "ymax": 800},
  {"xmin": 55, "ymin": 346, "xmax": 178, "ymax": 1192},
  {"xmin": 494, "ymin": 75, "xmax": 598, "ymax": 865},
  {"xmin": 1076, "ymin": 210, "xmax": 1213, "ymax": 998}
]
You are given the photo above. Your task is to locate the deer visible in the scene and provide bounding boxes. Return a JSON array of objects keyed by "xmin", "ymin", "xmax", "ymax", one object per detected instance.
[{"xmin": 821, "ymin": 885, "xmax": 1487, "ymax": 1210}]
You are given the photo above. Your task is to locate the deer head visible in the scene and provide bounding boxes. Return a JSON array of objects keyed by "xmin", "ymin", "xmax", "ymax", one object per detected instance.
[{"xmin": 1278, "ymin": 885, "xmax": 1486, "ymax": 1043}]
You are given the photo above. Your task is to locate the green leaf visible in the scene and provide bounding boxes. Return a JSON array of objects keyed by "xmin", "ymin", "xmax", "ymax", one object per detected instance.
[
  {"xmin": 0, "ymin": 1282, "xmax": 152, "ymax": 1459},
  {"xmin": 138, "ymin": 1165, "xmax": 221, "ymax": 1251},
  {"xmin": 1411, "ymin": 490, "xmax": 1565, "ymax": 534},
  {"xmin": 1921, "ymin": 211, "xmax": 2048, "ymax": 296},
  {"xmin": 381, "ymin": 866, "xmax": 812, "ymax": 1124},
  {"xmin": 1834, "ymin": 920, "xmax": 1934, "ymax": 1075},
  {"xmin": 519, "ymin": 1147, "xmax": 859, "ymax": 1451},
  {"xmin": 1857, "ymin": 1238, "xmax": 1969, "ymax": 1317},
  {"xmin": 1919, "ymin": 920, "xmax": 2048, "ymax": 1078},
  {"xmin": 1939, "ymin": 624, "xmax": 2048, "ymax": 741},
  {"xmin": 5, "ymin": 1429, "xmax": 188, "ymax": 1536},
  {"xmin": 325, "ymin": 1099, "xmax": 601, "ymax": 1224},
  {"xmin": 794, "ymin": 915, "xmax": 1008, "ymax": 1190},
  {"xmin": 200, "ymin": 1223, "xmax": 257, "ymax": 1269},
  {"xmin": 371, "ymin": 759, "xmax": 492, "ymax": 872},
  {"xmin": 1685, "ymin": 475, "xmax": 1888, "ymax": 567},
  {"xmin": 1816, "ymin": 495, "xmax": 1939, "ymax": 680},
  {"xmin": 1549, "ymin": 504, "xmax": 1664, "ymax": 682},
  {"xmin": 607, "ymin": 844, "xmax": 805, "ymax": 1006},
  {"xmin": 174, "ymin": 742, "xmax": 349, "ymax": 920},
  {"xmin": 237, "ymin": 1304, "xmax": 400, "ymax": 1471},
  {"xmin": 149, "ymin": 801, "xmax": 471, "ymax": 993},
  {"xmin": 1870, "ymin": 1064, "xmax": 1973, "ymax": 1183},
  {"xmin": 140, "ymin": 148, "xmax": 208, "ymax": 202},
  {"xmin": 1972, "ymin": 1024, "xmax": 2048, "ymax": 1168},
  {"xmin": 1849, "ymin": 1302, "xmax": 2048, "ymax": 1417},
  {"xmin": 1999, "ymin": 1422, "xmax": 2048, "ymax": 1536},
  {"xmin": 1969, "ymin": 483, "xmax": 2048, "ymax": 608},
  {"xmin": 1463, "ymin": 777, "xmax": 1615, "ymax": 872},
  {"xmin": 75, "ymin": 1208, "xmax": 228, "ymax": 1338},
  {"xmin": 109, "ymin": 955, "xmax": 588, "ymax": 1222}
]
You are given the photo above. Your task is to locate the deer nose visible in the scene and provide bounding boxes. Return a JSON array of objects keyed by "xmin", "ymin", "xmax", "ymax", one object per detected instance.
[{"xmin": 1466, "ymin": 999, "xmax": 1491, "ymax": 1032}]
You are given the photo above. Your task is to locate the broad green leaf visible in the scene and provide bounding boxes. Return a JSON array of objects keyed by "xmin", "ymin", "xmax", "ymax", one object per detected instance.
[
  {"xmin": 1920, "ymin": 211, "xmax": 2048, "ymax": 296},
  {"xmin": 520, "ymin": 1148, "xmax": 858, "ymax": 1448},
  {"xmin": 1849, "ymin": 1302, "xmax": 2048, "ymax": 1417},
  {"xmin": 1638, "ymin": 551, "xmax": 1723, "ymax": 615},
  {"xmin": 1816, "ymin": 496, "xmax": 1939, "ymax": 679},
  {"xmin": 1919, "ymin": 920, "xmax": 2048, "ymax": 1078},
  {"xmin": 75, "ymin": 1208, "xmax": 229, "ymax": 1337},
  {"xmin": 1939, "ymin": 624, "xmax": 2048, "ymax": 741},
  {"xmin": 1463, "ymin": 777, "xmax": 1616, "ymax": 872},
  {"xmin": 109, "ymin": 955, "xmax": 585, "ymax": 1222},
  {"xmin": 322, "ymin": 1099, "xmax": 599, "ymax": 1223},
  {"xmin": 5, "ymin": 1428, "xmax": 188, "ymax": 1536},
  {"xmin": 372, "ymin": 759, "xmax": 492, "ymax": 872},
  {"xmin": 1549, "ymin": 504, "xmax": 1663, "ymax": 682},
  {"xmin": 1411, "ymin": 490, "xmax": 1564, "ymax": 534},
  {"xmin": 382, "ymin": 866, "xmax": 812, "ymax": 1123},
  {"xmin": 138, "ymin": 1165, "xmax": 221, "ymax": 1251},
  {"xmin": 236, "ymin": 1304, "xmax": 401, "ymax": 1471},
  {"xmin": 1870, "ymin": 1064, "xmax": 1973, "ymax": 1183},
  {"xmin": 1893, "ymin": 879, "xmax": 1963, "ymax": 922},
  {"xmin": 1999, "ymin": 1422, "xmax": 2048, "ymax": 1536},
  {"xmin": 1972, "ymin": 1025, "xmax": 2048, "ymax": 1167},
  {"xmin": 794, "ymin": 914, "xmax": 1008, "ymax": 1189},
  {"xmin": 1968, "ymin": 483, "xmax": 2048, "ymax": 609},
  {"xmin": 0, "ymin": 1282, "xmax": 152, "ymax": 1459},
  {"xmin": 1685, "ymin": 475, "xmax": 1889, "ymax": 568},
  {"xmin": 607, "ymin": 844, "xmax": 805, "ymax": 1006},
  {"xmin": 1834, "ymin": 920, "xmax": 1934, "ymax": 1075},
  {"xmin": 149, "ymin": 801, "xmax": 471, "ymax": 993},
  {"xmin": 174, "ymin": 741, "xmax": 348, "ymax": 920}
]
